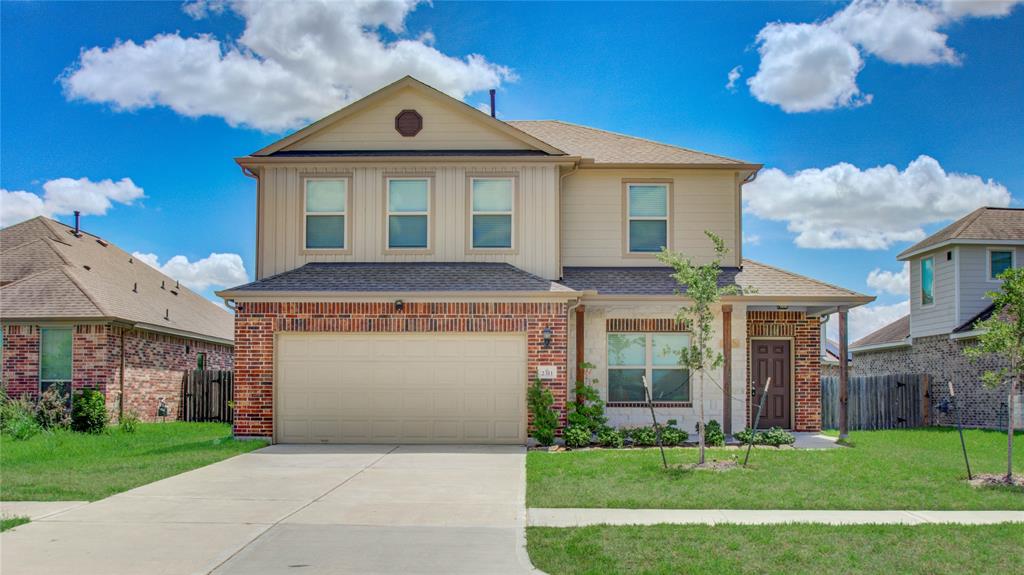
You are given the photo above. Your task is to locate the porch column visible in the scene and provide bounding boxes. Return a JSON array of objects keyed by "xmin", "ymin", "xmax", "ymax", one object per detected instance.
[
  {"xmin": 838, "ymin": 306, "xmax": 849, "ymax": 440},
  {"xmin": 575, "ymin": 304, "xmax": 585, "ymax": 403},
  {"xmin": 721, "ymin": 304, "xmax": 733, "ymax": 435}
]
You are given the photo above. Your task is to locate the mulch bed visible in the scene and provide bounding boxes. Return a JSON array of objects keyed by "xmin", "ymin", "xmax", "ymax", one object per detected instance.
[
  {"xmin": 968, "ymin": 473, "xmax": 1024, "ymax": 489},
  {"xmin": 673, "ymin": 460, "xmax": 740, "ymax": 472}
]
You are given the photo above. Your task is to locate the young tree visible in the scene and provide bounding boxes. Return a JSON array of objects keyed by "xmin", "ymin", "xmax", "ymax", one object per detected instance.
[
  {"xmin": 658, "ymin": 231, "xmax": 749, "ymax": 465},
  {"xmin": 964, "ymin": 267, "xmax": 1024, "ymax": 482}
]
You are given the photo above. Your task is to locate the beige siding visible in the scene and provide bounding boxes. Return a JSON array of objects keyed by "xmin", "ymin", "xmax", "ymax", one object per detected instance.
[
  {"xmin": 283, "ymin": 87, "xmax": 533, "ymax": 152},
  {"xmin": 909, "ymin": 249, "xmax": 956, "ymax": 338},
  {"xmin": 957, "ymin": 244, "xmax": 1023, "ymax": 325},
  {"xmin": 561, "ymin": 168, "xmax": 741, "ymax": 267},
  {"xmin": 257, "ymin": 164, "xmax": 561, "ymax": 279}
]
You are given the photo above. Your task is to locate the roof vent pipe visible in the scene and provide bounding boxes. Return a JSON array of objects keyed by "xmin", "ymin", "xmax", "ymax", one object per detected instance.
[
  {"xmin": 73, "ymin": 211, "xmax": 82, "ymax": 237},
  {"xmin": 489, "ymin": 89, "xmax": 496, "ymax": 118}
]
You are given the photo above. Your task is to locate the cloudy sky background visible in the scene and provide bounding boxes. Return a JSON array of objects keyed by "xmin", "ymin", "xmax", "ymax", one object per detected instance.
[{"xmin": 2, "ymin": 0, "xmax": 1022, "ymax": 340}]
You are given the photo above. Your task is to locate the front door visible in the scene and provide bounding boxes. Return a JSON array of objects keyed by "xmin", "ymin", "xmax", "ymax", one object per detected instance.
[{"xmin": 750, "ymin": 339, "xmax": 791, "ymax": 429}]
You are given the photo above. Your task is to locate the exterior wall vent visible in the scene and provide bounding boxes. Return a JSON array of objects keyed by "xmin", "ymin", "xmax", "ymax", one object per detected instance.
[{"xmin": 394, "ymin": 109, "xmax": 423, "ymax": 137}]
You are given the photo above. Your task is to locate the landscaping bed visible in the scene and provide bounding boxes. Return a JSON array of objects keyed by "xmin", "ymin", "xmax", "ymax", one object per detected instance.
[
  {"xmin": 527, "ymin": 523, "xmax": 1024, "ymax": 575},
  {"xmin": 527, "ymin": 428, "xmax": 1024, "ymax": 510},
  {"xmin": 0, "ymin": 422, "xmax": 266, "ymax": 501}
]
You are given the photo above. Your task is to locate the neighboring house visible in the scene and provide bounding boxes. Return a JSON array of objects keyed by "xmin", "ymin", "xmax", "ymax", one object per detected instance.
[
  {"xmin": 821, "ymin": 337, "xmax": 853, "ymax": 379},
  {"xmin": 1, "ymin": 216, "xmax": 234, "ymax": 420},
  {"xmin": 852, "ymin": 207, "xmax": 1024, "ymax": 428},
  {"xmin": 216, "ymin": 76, "xmax": 871, "ymax": 444}
]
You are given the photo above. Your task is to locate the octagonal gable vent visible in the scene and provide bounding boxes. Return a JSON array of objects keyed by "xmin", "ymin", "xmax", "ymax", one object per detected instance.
[{"xmin": 394, "ymin": 109, "xmax": 423, "ymax": 137}]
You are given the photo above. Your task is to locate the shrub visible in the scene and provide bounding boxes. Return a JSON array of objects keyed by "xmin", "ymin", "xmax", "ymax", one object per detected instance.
[
  {"xmin": 527, "ymin": 378, "xmax": 558, "ymax": 446},
  {"xmin": 71, "ymin": 388, "xmax": 109, "ymax": 434},
  {"xmin": 698, "ymin": 419, "xmax": 725, "ymax": 447},
  {"xmin": 628, "ymin": 426, "xmax": 658, "ymax": 447},
  {"xmin": 35, "ymin": 388, "xmax": 71, "ymax": 430},
  {"xmin": 659, "ymin": 425, "xmax": 689, "ymax": 445},
  {"xmin": 563, "ymin": 425, "xmax": 591, "ymax": 449},
  {"xmin": 119, "ymin": 411, "xmax": 142, "ymax": 434},
  {"xmin": 1, "ymin": 393, "xmax": 41, "ymax": 440},
  {"xmin": 597, "ymin": 428, "xmax": 624, "ymax": 448},
  {"xmin": 759, "ymin": 427, "xmax": 796, "ymax": 446},
  {"xmin": 734, "ymin": 427, "xmax": 757, "ymax": 445},
  {"xmin": 566, "ymin": 362, "xmax": 608, "ymax": 434}
]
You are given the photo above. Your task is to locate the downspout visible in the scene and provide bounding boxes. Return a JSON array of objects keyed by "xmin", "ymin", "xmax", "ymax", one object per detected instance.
[
  {"xmin": 557, "ymin": 161, "xmax": 581, "ymax": 279},
  {"xmin": 119, "ymin": 327, "xmax": 126, "ymax": 421}
]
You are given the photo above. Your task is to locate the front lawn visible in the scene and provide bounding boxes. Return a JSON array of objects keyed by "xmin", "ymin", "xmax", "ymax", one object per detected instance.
[
  {"xmin": 527, "ymin": 428, "xmax": 1024, "ymax": 510},
  {"xmin": 527, "ymin": 523, "xmax": 1024, "ymax": 575},
  {"xmin": 0, "ymin": 422, "xmax": 266, "ymax": 501}
]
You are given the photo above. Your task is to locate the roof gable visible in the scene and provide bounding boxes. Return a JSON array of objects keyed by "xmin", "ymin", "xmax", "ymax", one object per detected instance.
[
  {"xmin": 254, "ymin": 76, "xmax": 564, "ymax": 156},
  {"xmin": 898, "ymin": 207, "xmax": 1024, "ymax": 259}
]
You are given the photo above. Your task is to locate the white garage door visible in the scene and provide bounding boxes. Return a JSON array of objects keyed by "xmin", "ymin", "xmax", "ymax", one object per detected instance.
[{"xmin": 276, "ymin": 333, "xmax": 527, "ymax": 444}]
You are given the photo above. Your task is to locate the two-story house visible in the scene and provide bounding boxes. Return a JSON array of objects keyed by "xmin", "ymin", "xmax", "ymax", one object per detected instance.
[
  {"xmin": 217, "ymin": 76, "xmax": 872, "ymax": 444},
  {"xmin": 851, "ymin": 207, "xmax": 1024, "ymax": 428}
]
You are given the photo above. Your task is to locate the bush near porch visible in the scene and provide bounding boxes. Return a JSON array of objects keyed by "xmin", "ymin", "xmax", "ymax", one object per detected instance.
[
  {"xmin": 0, "ymin": 422, "xmax": 266, "ymax": 501},
  {"xmin": 527, "ymin": 523, "xmax": 1024, "ymax": 575},
  {"xmin": 527, "ymin": 428, "xmax": 1024, "ymax": 510}
]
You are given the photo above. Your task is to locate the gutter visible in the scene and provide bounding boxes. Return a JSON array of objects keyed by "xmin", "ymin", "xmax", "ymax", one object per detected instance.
[
  {"xmin": 949, "ymin": 329, "xmax": 985, "ymax": 341},
  {"xmin": 849, "ymin": 339, "xmax": 912, "ymax": 353}
]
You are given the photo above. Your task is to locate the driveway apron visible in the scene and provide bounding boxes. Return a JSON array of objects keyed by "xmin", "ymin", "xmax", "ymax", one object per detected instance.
[{"xmin": 0, "ymin": 444, "xmax": 535, "ymax": 575}]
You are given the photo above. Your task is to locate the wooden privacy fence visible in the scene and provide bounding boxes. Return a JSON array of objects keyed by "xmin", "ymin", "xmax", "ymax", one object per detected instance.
[
  {"xmin": 821, "ymin": 374, "xmax": 929, "ymax": 430},
  {"xmin": 180, "ymin": 370, "xmax": 234, "ymax": 423}
]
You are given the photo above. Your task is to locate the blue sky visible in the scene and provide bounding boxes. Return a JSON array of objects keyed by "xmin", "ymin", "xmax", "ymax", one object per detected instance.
[{"xmin": 2, "ymin": 1, "xmax": 1021, "ymax": 339}]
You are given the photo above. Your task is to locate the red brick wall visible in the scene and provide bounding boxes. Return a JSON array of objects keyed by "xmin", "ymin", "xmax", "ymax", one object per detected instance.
[
  {"xmin": 2, "ymin": 323, "xmax": 232, "ymax": 422},
  {"xmin": 232, "ymin": 301, "xmax": 569, "ymax": 440},
  {"xmin": 746, "ymin": 311, "xmax": 821, "ymax": 432}
]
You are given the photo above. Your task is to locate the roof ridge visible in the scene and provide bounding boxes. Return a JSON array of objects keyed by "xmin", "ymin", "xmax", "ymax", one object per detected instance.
[
  {"xmin": 517, "ymin": 119, "xmax": 748, "ymax": 165},
  {"xmin": 742, "ymin": 258, "xmax": 865, "ymax": 298}
]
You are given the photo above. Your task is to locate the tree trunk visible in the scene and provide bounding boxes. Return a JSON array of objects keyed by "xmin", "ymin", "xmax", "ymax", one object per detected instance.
[
  {"xmin": 1009, "ymin": 377, "xmax": 1016, "ymax": 482},
  {"xmin": 698, "ymin": 369, "xmax": 706, "ymax": 465}
]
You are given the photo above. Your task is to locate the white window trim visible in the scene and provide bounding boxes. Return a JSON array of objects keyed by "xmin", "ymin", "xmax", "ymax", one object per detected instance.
[
  {"xmin": 469, "ymin": 176, "xmax": 515, "ymax": 251},
  {"xmin": 38, "ymin": 326, "xmax": 72, "ymax": 396},
  {"xmin": 607, "ymin": 332, "xmax": 689, "ymax": 406},
  {"xmin": 987, "ymin": 247, "xmax": 1015, "ymax": 283},
  {"xmin": 920, "ymin": 256, "xmax": 935, "ymax": 308},
  {"xmin": 625, "ymin": 182, "xmax": 671, "ymax": 255},
  {"xmin": 385, "ymin": 176, "xmax": 432, "ymax": 252},
  {"xmin": 301, "ymin": 175, "xmax": 351, "ymax": 253}
]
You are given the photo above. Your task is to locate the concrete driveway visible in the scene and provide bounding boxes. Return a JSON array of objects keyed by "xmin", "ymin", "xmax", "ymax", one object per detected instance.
[{"xmin": 1, "ymin": 444, "xmax": 536, "ymax": 575}]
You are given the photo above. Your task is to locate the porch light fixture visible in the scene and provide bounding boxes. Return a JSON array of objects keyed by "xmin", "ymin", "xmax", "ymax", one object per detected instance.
[
  {"xmin": 394, "ymin": 299, "xmax": 404, "ymax": 312},
  {"xmin": 541, "ymin": 326, "xmax": 553, "ymax": 349}
]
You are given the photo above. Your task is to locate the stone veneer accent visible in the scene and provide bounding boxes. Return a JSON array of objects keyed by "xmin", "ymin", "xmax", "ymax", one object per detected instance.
[
  {"xmin": 854, "ymin": 334, "xmax": 1019, "ymax": 429},
  {"xmin": 232, "ymin": 301, "xmax": 569, "ymax": 439},
  {"xmin": 2, "ymin": 323, "xmax": 232, "ymax": 421},
  {"xmin": 746, "ymin": 310, "xmax": 821, "ymax": 432}
]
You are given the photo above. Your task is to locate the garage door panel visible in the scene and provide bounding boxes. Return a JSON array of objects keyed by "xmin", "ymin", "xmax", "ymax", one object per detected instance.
[{"xmin": 276, "ymin": 333, "xmax": 526, "ymax": 444}]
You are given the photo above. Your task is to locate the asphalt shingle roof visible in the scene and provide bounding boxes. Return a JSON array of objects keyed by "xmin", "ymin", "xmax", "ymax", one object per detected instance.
[
  {"xmin": 898, "ymin": 207, "xmax": 1024, "ymax": 259},
  {"xmin": 851, "ymin": 315, "xmax": 911, "ymax": 349},
  {"xmin": 0, "ymin": 217, "xmax": 234, "ymax": 342},
  {"xmin": 954, "ymin": 304, "xmax": 996, "ymax": 334},
  {"xmin": 507, "ymin": 120, "xmax": 752, "ymax": 166},
  {"xmin": 223, "ymin": 262, "xmax": 574, "ymax": 293}
]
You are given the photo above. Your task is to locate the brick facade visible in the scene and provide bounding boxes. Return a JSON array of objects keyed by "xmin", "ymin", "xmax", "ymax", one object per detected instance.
[
  {"xmin": 1, "ymin": 323, "xmax": 232, "ymax": 421},
  {"xmin": 746, "ymin": 310, "xmax": 821, "ymax": 432},
  {"xmin": 231, "ymin": 301, "xmax": 569, "ymax": 439},
  {"xmin": 853, "ymin": 335, "xmax": 1019, "ymax": 428}
]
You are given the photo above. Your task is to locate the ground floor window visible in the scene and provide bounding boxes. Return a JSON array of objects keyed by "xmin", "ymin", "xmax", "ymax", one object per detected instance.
[
  {"xmin": 39, "ymin": 327, "xmax": 72, "ymax": 403},
  {"xmin": 607, "ymin": 332, "xmax": 690, "ymax": 405}
]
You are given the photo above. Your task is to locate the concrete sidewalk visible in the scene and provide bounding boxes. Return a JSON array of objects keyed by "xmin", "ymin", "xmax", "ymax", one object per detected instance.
[{"xmin": 528, "ymin": 508, "xmax": 1024, "ymax": 527}]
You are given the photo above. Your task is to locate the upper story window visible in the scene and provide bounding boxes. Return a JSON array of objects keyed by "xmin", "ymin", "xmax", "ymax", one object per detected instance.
[
  {"xmin": 304, "ymin": 177, "xmax": 349, "ymax": 250},
  {"xmin": 626, "ymin": 182, "xmax": 669, "ymax": 254},
  {"xmin": 920, "ymin": 256, "xmax": 934, "ymax": 306},
  {"xmin": 607, "ymin": 332, "xmax": 690, "ymax": 405},
  {"xmin": 989, "ymin": 249, "xmax": 1013, "ymax": 280},
  {"xmin": 387, "ymin": 178, "xmax": 431, "ymax": 250},
  {"xmin": 40, "ymin": 327, "xmax": 72, "ymax": 401},
  {"xmin": 470, "ymin": 178, "xmax": 514, "ymax": 250}
]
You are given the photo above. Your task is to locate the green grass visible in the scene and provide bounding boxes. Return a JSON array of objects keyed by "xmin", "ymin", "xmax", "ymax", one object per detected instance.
[
  {"xmin": 527, "ymin": 523, "xmax": 1024, "ymax": 575},
  {"xmin": 1, "ymin": 517, "xmax": 30, "ymax": 531},
  {"xmin": 528, "ymin": 428, "xmax": 1024, "ymax": 510},
  {"xmin": 0, "ymin": 422, "xmax": 267, "ymax": 501}
]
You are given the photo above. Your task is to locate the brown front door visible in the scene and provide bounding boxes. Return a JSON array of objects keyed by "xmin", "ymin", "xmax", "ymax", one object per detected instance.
[{"xmin": 751, "ymin": 339, "xmax": 791, "ymax": 429}]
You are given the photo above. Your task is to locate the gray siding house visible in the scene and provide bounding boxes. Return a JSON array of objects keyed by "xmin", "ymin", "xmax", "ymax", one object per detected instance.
[{"xmin": 852, "ymin": 207, "xmax": 1024, "ymax": 428}]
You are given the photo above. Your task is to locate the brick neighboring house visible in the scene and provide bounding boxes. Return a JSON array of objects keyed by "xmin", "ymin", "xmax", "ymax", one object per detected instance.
[
  {"xmin": 216, "ymin": 76, "xmax": 872, "ymax": 444},
  {"xmin": 1, "ymin": 216, "xmax": 234, "ymax": 420},
  {"xmin": 852, "ymin": 207, "xmax": 1024, "ymax": 428}
]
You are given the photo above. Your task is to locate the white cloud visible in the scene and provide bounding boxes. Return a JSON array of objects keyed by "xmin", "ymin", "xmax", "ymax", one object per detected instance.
[
  {"xmin": 726, "ymin": 65, "xmax": 742, "ymax": 91},
  {"xmin": 132, "ymin": 251, "xmax": 248, "ymax": 291},
  {"xmin": 1, "ymin": 177, "xmax": 144, "ymax": 228},
  {"xmin": 744, "ymin": 155, "xmax": 1010, "ymax": 249},
  {"xmin": 61, "ymin": 0, "xmax": 514, "ymax": 132},
  {"xmin": 182, "ymin": 0, "xmax": 226, "ymax": 20},
  {"xmin": 742, "ymin": 233, "xmax": 761, "ymax": 246},
  {"xmin": 827, "ymin": 300, "xmax": 910, "ymax": 342},
  {"xmin": 747, "ymin": 0, "xmax": 1022, "ymax": 112},
  {"xmin": 866, "ymin": 262, "xmax": 910, "ymax": 295}
]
